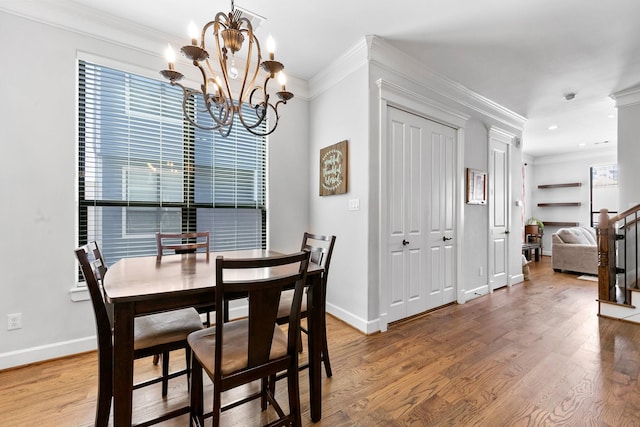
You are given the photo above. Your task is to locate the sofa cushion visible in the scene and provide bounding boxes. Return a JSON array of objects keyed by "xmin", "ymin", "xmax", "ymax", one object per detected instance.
[{"xmin": 557, "ymin": 227, "xmax": 596, "ymax": 245}]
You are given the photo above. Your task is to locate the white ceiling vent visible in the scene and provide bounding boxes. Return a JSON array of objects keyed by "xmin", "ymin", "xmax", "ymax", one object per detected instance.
[{"xmin": 235, "ymin": 5, "xmax": 266, "ymax": 31}]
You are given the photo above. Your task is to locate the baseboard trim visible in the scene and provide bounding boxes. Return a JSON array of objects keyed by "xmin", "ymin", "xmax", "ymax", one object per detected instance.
[
  {"xmin": 326, "ymin": 302, "xmax": 378, "ymax": 334},
  {"xmin": 0, "ymin": 336, "xmax": 96, "ymax": 371},
  {"xmin": 510, "ymin": 273, "xmax": 525, "ymax": 286},
  {"xmin": 464, "ymin": 285, "xmax": 490, "ymax": 301}
]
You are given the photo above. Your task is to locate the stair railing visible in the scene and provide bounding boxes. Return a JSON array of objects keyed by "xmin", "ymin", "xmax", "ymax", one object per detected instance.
[{"xmin": 597, "ymin": 205, "xmax": 640, "ymax": 303}]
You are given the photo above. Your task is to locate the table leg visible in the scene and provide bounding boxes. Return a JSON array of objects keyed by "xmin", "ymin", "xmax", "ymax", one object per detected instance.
[
  {"xmin": 534, "ymin": 247, "xmax": 540, "ymax": 262},
  {"xmin": 307, "ymin": 274, "xmax": 322, "ymax": 422},
  {"xmin": 113, "ymin": 302, "xmax": 135, "ymax": 427}
]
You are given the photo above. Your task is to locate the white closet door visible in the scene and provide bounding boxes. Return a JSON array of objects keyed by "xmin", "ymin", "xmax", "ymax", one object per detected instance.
[{"xmin": 386, "ymin": 106, "xmax": 457, "ymax": 323}]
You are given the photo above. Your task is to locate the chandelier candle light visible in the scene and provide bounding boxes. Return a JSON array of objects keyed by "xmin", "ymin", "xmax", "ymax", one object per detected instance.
[{"xmin": 160, "ymin": 0, "xmax": 293, "ymax": 136}]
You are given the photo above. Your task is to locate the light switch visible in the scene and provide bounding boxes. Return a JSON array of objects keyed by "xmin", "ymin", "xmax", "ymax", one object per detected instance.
[{"xmin": 348, "ymin": 198, "xmax": 360, "ymax": 211}]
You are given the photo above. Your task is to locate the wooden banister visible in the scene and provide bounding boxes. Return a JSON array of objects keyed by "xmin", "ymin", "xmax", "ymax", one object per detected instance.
[
  {"xmin": 608, "ymin": 204, "xmax": 640, "ymax": 224},
  {"xmin": 597, "ymin": 206, "xmax": 640, "ymax": 303},
  {"xmin": 597, "ymin": 209, "xmax": 617, "ymax": 301}
]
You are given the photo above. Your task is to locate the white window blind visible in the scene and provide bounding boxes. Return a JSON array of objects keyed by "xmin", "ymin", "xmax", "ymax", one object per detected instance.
[{"xmin": 78, "ymin": 60, "xmax": 266, "ymax": 268}]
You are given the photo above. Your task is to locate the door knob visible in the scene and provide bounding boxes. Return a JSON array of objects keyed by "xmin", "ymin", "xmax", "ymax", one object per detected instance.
[
  {"xmin": 442, "ymin": 236, "xmax": 452, "ymax": 241},
  {"xmin": 505, "ymin": 230, "xmax": 510, "ymax": 234},
  {"xmin": 402, "ymin": 239, "xmax": 410, "ymax": 246}
]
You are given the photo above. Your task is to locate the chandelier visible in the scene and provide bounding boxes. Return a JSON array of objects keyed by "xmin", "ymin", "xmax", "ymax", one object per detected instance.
[{"xmin": 160, "ymin": 0, "xmax": 293, "ymax": 137}]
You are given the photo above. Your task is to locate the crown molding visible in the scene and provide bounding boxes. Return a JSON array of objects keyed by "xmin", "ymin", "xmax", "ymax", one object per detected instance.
[
  {"xmin": 1, "ymin": 2, "xmax": 172, "ymax": 55},
  {"xmin": 367, "ymin": 36, "xmax": 526, "ymax": 132},
  {"xmin": 611, "ymin": 84, "xmax": 640, "ymax": 108},
  {"xmin": 307, "ymin": 37, "xmax": 369, "ymax": 99}
]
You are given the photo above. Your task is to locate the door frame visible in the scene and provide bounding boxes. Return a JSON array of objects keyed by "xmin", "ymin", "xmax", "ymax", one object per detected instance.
[{"xmin": 377, "ymin": 79, "xmax": 468, "ymax": 332}]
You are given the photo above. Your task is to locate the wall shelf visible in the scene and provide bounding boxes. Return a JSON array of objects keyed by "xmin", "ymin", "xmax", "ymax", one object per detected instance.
[
  {"xmin": 543, "ymin": 221, "xmax": 579, "ymax": 227},
  {"xmin": 538, "ymin": 183, "xmax": 582, "ymax": 189},
  {"xmin": 538, "ymin": 202, "xmax": 581, "ymax": 207}
]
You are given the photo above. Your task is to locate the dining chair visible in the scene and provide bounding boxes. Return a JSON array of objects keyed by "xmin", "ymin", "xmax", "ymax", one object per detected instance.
[
  {"xmin": 156, "ymin": 231, "xmax": 210, "ymax": 262},
  {"xmin": 276, "ymin": 232, "xmax": 336, "ymax": 377},
  {"xmin": 156, "ymin": 231, "xmax": 217, "ymax": 328},
  {"xmin": 75, "ymin": 242, "xmax": 204, "ymax": 427},
  {"xmin": 188, "ymin": 251, "xmax": 311, "ymax": 427}
]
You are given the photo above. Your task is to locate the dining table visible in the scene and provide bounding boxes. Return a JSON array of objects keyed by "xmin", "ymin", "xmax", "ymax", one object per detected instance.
[{"xmin": 103, "ymin": 249, "xmax": 325, "ymax": 426}]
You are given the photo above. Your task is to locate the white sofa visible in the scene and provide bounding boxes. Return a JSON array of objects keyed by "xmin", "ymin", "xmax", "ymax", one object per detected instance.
[{"xmin": 551, "ymin": 227, "xmax": 598, "ymax": 275}]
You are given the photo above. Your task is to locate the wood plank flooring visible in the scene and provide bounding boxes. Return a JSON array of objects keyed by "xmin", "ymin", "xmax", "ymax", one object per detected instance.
[{"xmin": 2, "ymin": 256, "xmax": 640, "ymax": 426}]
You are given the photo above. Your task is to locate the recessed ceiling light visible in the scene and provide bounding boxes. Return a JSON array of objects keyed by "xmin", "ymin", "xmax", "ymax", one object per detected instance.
[
  {"xmin": 608, "ymin": 114, "xmax": 615, "ymax": 119},
  {"xmin": 548, "ymin": 125, "xmax": 558, "ymax": 130},
  {"xmin": 578, "ymin": 143, "xmax": 587, "ymax": 147},
  {"xmin": 564, "ymin": 93, "xmax": 576, "ymax": 101}
]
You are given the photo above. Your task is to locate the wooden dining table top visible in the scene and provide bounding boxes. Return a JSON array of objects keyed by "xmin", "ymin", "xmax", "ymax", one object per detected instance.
[{"xmin": 104, "ymin": 249, "xmax": 322, "ymax": 304}]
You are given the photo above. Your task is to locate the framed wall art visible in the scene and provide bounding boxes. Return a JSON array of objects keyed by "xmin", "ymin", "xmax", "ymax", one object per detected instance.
[
  {"xmin": 319, "ymin": 140, "xmax": 348, "ymax": 196},
  {"xmin": 466, "ymin": 168, "xmax": 487, "ymax": 205}
]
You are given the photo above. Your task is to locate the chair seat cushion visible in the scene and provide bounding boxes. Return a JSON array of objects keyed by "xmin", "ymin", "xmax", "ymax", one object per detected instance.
[
  {"xmin": 277, "ymin": 289, "xmax": 307, "ymax": 319},
  {"xmin": 134, "ymin": 308, "xmax": 203, "ymax": 350},
  {"xmin": 188, "ymin": 319, "xmax": 288, "ymax": 375}
]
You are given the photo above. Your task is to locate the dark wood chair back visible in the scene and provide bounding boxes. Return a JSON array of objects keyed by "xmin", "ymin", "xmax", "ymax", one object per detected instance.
[
  {"xmin": 75, "ymin": 244, "xmax": 113, "ymax": 427},
  {"xmin": 301, "ymin": 232, "xmax": 336, "ymax": 285},
  {"xmin": 215, "ymin": 251, "xmax": 310, "ymax": 377},
  {"xmin": 156, "ymin": 231, "xmax": 210, "ymax": 261}
]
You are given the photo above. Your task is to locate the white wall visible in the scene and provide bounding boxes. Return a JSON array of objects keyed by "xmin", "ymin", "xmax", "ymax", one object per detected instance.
[
  {"xmin": 462, "ymin": 120, "xmax": 491, "ymax": 292},
  {"xmin": 268, "ymin": 98, "xmax": 311, "ymax": 253},
  {"xmin": 308, "ymin": 61, "xmax": 371, "ymax": 329},
  {"xmin": 529, "ymin": 148, "xmax": 617, "ymax": 253},
  {"xmin": 615, "ymin": 89, "xmax": 640, "ymax": 210},
  {"xmin": 0, "ymin": 10, "xmax": 310, "ymax": 369}
]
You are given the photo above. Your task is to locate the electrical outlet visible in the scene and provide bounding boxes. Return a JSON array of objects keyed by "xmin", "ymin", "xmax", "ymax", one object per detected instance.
[{"xmin": 7, "ymin": 313, "xmax": 22, "ymax": 331}]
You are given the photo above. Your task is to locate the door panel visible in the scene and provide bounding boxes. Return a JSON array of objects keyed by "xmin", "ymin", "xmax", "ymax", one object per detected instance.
[
  {"xmin": 407, "ymin": 248, "xmax": 423, "ymax": 316},
  {"xmin": 390, "ymin": 122, "xmax": 405, "ymax": 235},
  {"xmin": 390, "ymin": 250, "xmax": 405, "ymax": 307}
]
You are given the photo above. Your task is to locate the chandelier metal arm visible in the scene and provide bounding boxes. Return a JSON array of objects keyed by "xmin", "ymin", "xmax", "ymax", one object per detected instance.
[
  {"xmin": 165, "ymin": 79, "xmax": 233, "ymax": 132},
  {"xmin": 235, "ymin": 93, "xmax": 270, "ymax": 133},
  {"xmin": 191, "ymin": 61, "xmax": 234, "ymax": 129}
]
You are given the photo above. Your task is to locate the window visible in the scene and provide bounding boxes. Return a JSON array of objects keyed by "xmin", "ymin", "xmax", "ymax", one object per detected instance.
[
  {"xmin": 78, "ymin": 60, "xmax": 266, "ymax": 269},
  {"xmin": 590, "ymin": 164, "xmax": 618, "ymax": 227}
]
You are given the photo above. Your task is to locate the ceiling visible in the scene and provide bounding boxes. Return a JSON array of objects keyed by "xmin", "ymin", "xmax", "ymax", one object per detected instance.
[{"xmin": 9, "ymin": 0, "xmax": 640, "ymax": 157}]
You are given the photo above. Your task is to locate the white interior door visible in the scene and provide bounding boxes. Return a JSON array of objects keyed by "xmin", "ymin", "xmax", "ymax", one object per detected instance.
[
  {"xmin": 386, "ymin": 107, "xmax": 457, "ymax": 323},
  {"xmin": 489, "ymin": 135, "xmax": 510, "ymax": 290}
]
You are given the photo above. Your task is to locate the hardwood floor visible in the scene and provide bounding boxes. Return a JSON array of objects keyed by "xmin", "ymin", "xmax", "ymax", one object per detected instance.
[{"xmin": 2, "ymin": 256, "xmax": 640, "ymax": 426}]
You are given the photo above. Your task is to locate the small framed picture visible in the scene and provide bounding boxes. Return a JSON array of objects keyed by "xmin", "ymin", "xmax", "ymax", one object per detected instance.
[{"xmin": 466, "ymin": 168, "xmax": 486, "ymax": 205}]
